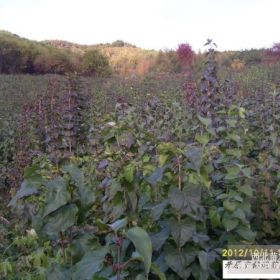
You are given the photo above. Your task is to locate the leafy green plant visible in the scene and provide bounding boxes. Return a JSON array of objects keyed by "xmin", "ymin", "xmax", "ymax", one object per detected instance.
[{"xmin": 1, "ymin": 40, "xmax": 280, "ymax": 279}]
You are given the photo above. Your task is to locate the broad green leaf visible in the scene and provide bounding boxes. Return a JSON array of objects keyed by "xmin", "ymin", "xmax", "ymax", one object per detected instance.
[
  {"xmin": 8, "ymin": 178, "xmax": 42, "ymax": 207},
  {"xmin": 108, "ymin": 204, "xmax": 125, "ymax": 221},
  {"xmin": 159, "ymin": 154, "xmax": 169, "ymax": 166},
  {"xmin": 24, "ymin": 163, "xmax": 42, "ymax": 179},
  {"xmin": 238, "ymin": 185, "xmax": 253, "ymax": 197},
  {"xmin": 225, "ymin": 166, "xmax": 240, "ymax": 180},
  {"xmin": 43, "ymin": 177, "xmax": 70, "ymax": 217},
  {"xmin": 198, "ymin": 115, "xmax": 212, "ymax": 127},
  {"xmin": 123, "ymin": 163, "xmax": 135, "ymax": 183},
  {"xmin": 72, "ymin": 247, "xmax": 108, "ymax": 280},
  {"xmin": 195, "ymin": 133, "xmax": 210, "ymax": 145},
  {"xmin": 223, "ymin": 200, "xmax": 237, "ymax": 212},
  {"xmin": 236, "ymin": 226, "xmax": 256, "ymax": 242},
  {"xmin": 209, "ymin": 208, "xmax": 221, "ymax": 227},
  {"xmin": 227, "ymin": 133, "xmax": 241, "ymax": 145},
  {"xmin": 198, "ymin": 251, "xmax": 209, "ymax": 271},
  {"xmin": 147, "ymin": 167, "xmax": 164, "ymax": 186},
  {"xmin": 228, "ymin": 190, "xmax": 243, "ymax": 202},
  {"xmin": 126, "ymin": 227, "xmax": 152, "ymax": 276},
  {"xmin": 42, "ymin": 204, "xmax": 78, "ymax": 239},
  {"xmin": 199, "ymin": 165, "xmax": 211, "ymax": 188},
  {"xmin": 150, "ymin": 226, "xmax": 170, "ymax": 251},
  {"xmin": 185, "ymin": 146, "xmax": 203, "ymax": 172},
  {"xmin": 222, "ymin": 215, "xmax": 239, "ymax": 231},
  {"xmin": 239, "ymin": 107, "xmax": 246, "ymax": 118},
  {"xmin": 165, "ymin": 250, "xmax": 192, "ymax": 279},
  {"xmin": 151, "ymin": 199, "xmax": 169, "ymax": 221},
  {"xmin": 238, "ymin": 201, "xmax": 252, "ymax": 215},
  {"xmin": 226, "ymin": 148, "xmax": 241, "ymax": 158},
  {"xmin": 169, "ymin": 186, "xmax": 201, "ymax": 216},
  {"xmin": 142, "ymin": 154, "xmax": 150, "ymax": 163},
  {"xmin": 108, "ymin": 179, "xmax": 122, "ymax": 199},
  {"xmin": 232, "ymin": 208, "xmax": 246, "ymax": 222},
  {"xmin": 62, "ymin": 164, "xmax": 95, "ymax": 207},
  {"xmin": 206, "ymin": 126, "xmax": 216, "ymax": 136},
  {"xmin": 242, "ymin": 167, "xmax": 251, "ymax": 178},
  {"xmin": 226, "ymin": 119, "xmax": 237, "ymax": 127},
  {"xmin": 62, "ymin": 164, "xmax": 84, "ymax": 186},
  {"xmin": 69, "ymin": 240, "xmax": 86, "ymax": 264},
  {"xmin": 109, "ymin": 217, "xmax": 127, "ymax": 231},
  {"xmin": 192, "ymin": 232, "xmax": 210, "ymax": 243},
  {"xmin": 170, "ymin": 221, "xmax": 195, "ymax": 248},
  {"xmin": 157, "ymin": 143, "xmax": 177, "ymax": 154},
  {"xmin": 143, "ymin": 163, "xmax": 156, "ymax": 176}
]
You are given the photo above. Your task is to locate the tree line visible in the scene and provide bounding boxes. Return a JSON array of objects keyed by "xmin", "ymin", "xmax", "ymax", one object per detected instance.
[
  {"xmin": 0, "ymin": 31, "xmax": 111, "ymax": 76},
  {"xmin": 0, "ymin": 30, "xmax": 279, "ymax": 77}
]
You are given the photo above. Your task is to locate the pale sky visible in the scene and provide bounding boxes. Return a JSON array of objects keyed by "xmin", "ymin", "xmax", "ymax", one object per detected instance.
[{"xmin": 0, "ymin": 0, "xmax": 279, "ymax": 51}]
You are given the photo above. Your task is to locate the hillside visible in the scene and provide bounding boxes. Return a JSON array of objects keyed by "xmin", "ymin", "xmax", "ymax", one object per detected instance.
[
  {"xmin": 0, "ymin": 30, "xmax": 160, "ymax": 76},
  {"xmin": 0, "ymin": 30, "xmax": 273, "ymax": 77},
  {"xmin": 42, "ymin": 39, "xmax": 158, "ymax": 75}
]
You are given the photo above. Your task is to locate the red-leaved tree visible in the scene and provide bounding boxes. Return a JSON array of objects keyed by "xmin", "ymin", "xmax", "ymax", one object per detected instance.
[{"xmin": 176, "ymin": 43, "xmax": 195, "ymax": 72}]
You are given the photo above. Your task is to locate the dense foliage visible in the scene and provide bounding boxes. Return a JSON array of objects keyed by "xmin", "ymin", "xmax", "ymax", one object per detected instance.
[
  {"xmin": 0, "ymin": 40, "xmax": 280, "ymax": 279},
  {"xmin": 81, "ymin": 49, "xmax": 111, "ymax": 77},
  {"xmin": 1, "ymin": 30, "xmax": 275, "ymax": 77},
  {"xmin": 176, "ymin": 43, "xmax": 195, "ymax": 72},
  {"xmin": 0, "ymin": 31, "xmax": 110, "ymax": 76}
]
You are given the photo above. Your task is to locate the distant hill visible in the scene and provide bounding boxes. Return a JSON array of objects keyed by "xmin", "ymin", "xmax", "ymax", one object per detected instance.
[
  {"xmin": 43, "ymin": 39, "xmax": 137, "ymax": 50},
  {"xmin": 0, "ymin": 30, "xmax": 160, "ymax": 75},
  {"xmin": 42, "ymin": 40, "xmax": 86, "ymax": 53},
  {"xmin": 0, "ymin": 30, "xmax": 269, "ymax": 76}
]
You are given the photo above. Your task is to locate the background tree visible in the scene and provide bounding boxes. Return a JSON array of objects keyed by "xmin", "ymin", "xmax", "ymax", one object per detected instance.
[
  {"xmin": 0, "ymin": 32, "xmax": 28, "ymax": 73},
  {"xmin": 153, "ymin": 50, "xmax": 181, "ymax": 73},
  {"xmin": 176, "ymin": 43, "xmax": 195, "ymax": 73},
  {"xmin": 80, "ymin": 49, "xmax": 111, "ymax": 77},
  {"xmin": 33, "ymin": 48, "xmax": 73, "ymax": 74}
]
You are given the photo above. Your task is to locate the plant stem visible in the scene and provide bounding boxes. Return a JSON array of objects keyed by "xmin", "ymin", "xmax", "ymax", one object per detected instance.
[
  {"xmin": 117, "ymin": 244, "xmax": 121, "ymax": 280},
  {"xmin": 177, "ymin": 155, "xmax": 182, "ymax": 191}
]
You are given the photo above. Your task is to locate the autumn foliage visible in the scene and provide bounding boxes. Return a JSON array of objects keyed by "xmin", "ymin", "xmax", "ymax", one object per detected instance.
[{"xmin": 176, "ymin": 43, "xmax": 195, "ymax": 69}]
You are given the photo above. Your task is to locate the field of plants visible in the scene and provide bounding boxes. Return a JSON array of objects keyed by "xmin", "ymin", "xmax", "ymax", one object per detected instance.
[{"xmin": 1, "ymin": 44, "xmax": 280, "ymax": 279}]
